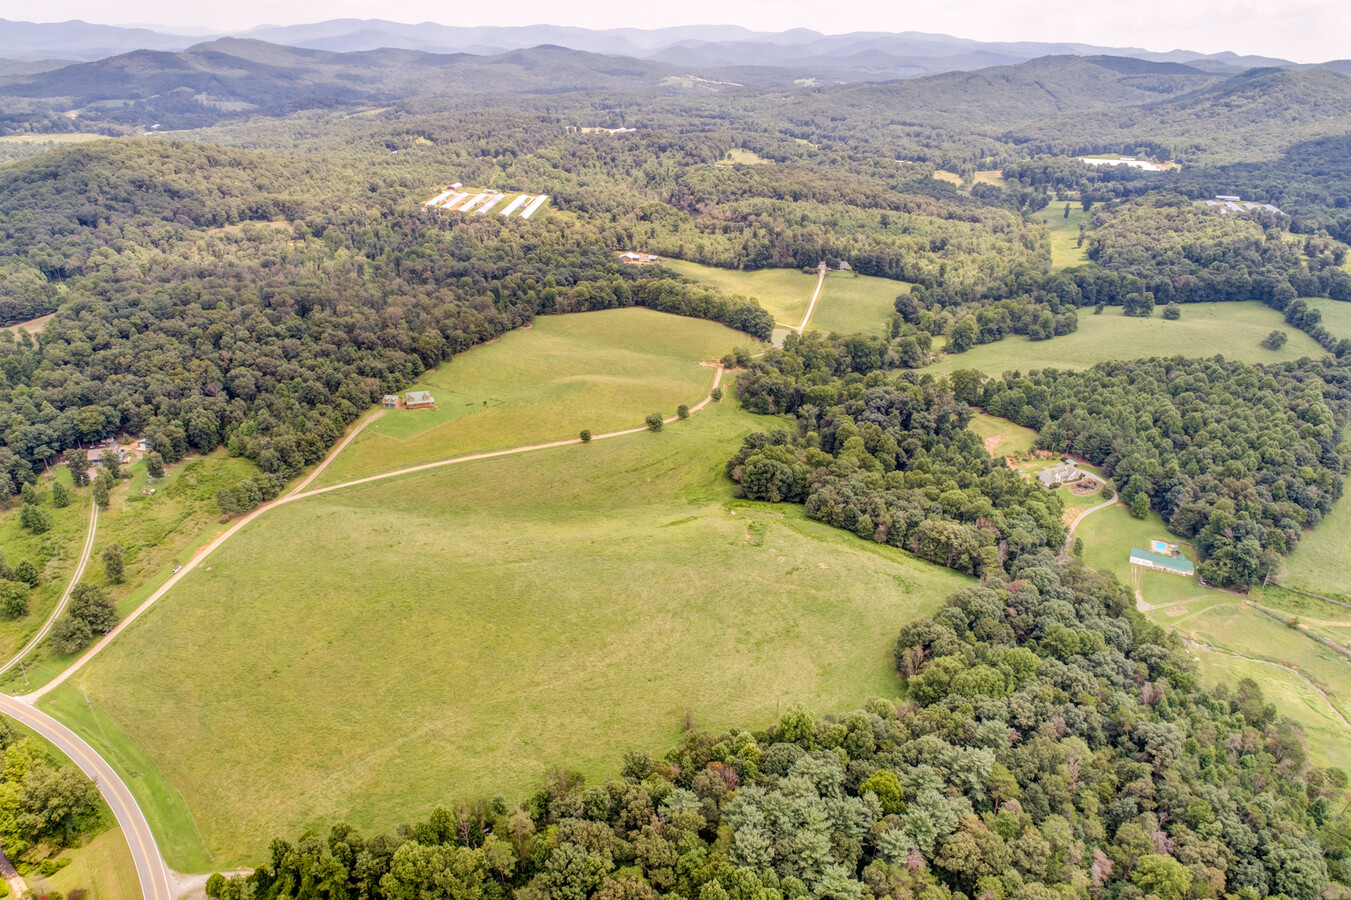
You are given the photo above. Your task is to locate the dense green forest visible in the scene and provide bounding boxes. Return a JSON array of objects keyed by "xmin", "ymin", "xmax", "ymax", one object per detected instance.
[
  {"xmin": 726, "ymin": 333, "xmax": 1065, "ymax": 578},
  {"xmin": 214, "ymin": 556, "xmax": 1346, "ymax": 900}
]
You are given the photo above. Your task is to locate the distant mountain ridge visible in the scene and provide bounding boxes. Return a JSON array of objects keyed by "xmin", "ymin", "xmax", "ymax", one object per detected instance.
[{"xmin": 0, "ymin": 16, "xmax": 1321, "ymax": 82}]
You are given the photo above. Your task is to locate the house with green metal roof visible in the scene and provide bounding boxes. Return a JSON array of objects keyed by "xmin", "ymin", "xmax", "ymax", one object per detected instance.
[{"xmin": 1129, "ymin": 546, "xmax": 1195, "ymax": 576}]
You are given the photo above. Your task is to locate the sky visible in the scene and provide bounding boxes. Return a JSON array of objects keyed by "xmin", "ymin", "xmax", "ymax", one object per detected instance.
[{"xmin": 6, "ymin": 0, "xmax": 1349, "ymax": 62}]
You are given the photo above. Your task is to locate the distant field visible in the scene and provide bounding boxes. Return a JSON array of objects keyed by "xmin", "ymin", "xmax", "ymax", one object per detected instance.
[
  {"xmin": 665, "ymin": 259, "xmax": 907, "ymax": 336},
  {"xmin": 1035, "ymin": 203, "xmax": 1091, "ymax": 270},
  {"xmin": 662, "ymin": 260, "xmax": 817, "ymax": 326},
  {"xmin": 927, "ymin": 301, "xmax": 1326, "ymax": 375},
  {"xmin": 0, "ymin": 132, "xmax": 106, "ymax": 144},
  {"xmin": 1281, "ymin": 492, "xmax": 1351, "ymax": 600},
  {"xmin": 316, "ymin": 309, "xmax": 748, "ymax": 486},
  {"xmin": 3, "ymin": 312, "xmax": 55, "ymax": 335},
  {"xmin": 717, "ymin": 148, "xmax": 770, "ymax": 165},
  {"xmin": 62, "ymin": 388, "xmax": 970, "ymax": 866},
  {"xmin": 1308, "ymin": 297, "xmax": 1351, "ymax": 341},
  {"xmin": 810, "ymin": 272, "xmax": 909, "ymax": 336}
]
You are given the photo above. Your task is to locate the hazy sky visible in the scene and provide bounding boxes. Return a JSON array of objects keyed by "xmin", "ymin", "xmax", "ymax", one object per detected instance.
[{"xmin": 10, "ymin": 0, "xmax": 1349, "ymax": 62}]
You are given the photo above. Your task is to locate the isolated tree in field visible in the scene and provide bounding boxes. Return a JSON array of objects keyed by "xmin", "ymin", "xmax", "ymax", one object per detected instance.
[
  {"xmin": 1072, "ymin": 537, "xmax": 1084, "ymax": 557},
  {"xmin": 68, "ymin": 583, "xmax": 117, "ymax": 633},
  {"xmin": 63, "ymin": 450, "xmax": 89, "ymax": 487},
  {"xmin": 20, "ymin": 482, "xmax": 37, "ymax": 505},
  {"xmin": 98, "ymin": 449, "xmax": 122, "ymax": 478},
  {"xmin": 92, "ymin": 479, "xmax": 110, "ymax": 508},
  {"xmin": 0, "ymin": 581, "xmax": 29, "ymax": 619},
  {"xmin": 645, "ymin": 413, "xmax": 664, "ymax": 432},
  {"xmin": 1162, "ymin": 303, "xmax": 1181, "ymax": 320},
  {"xmin": 145, "ymin": 452, "xmax": 165, "ymax": 479},
  {"xmin": 579, "ymin": 430, "xmax": 592, "ymax": 443},
  {"xmin": 1064, "ymin": 202, "xmax": 1071, "ymax": 218},
  {"xmin": 1130, "ymin": 492, "xmax": 1149, "ymax": 519},
  {"xmin": 1100, "ymin": 483, "xmax": 1113, "ymax": 499},
  {"xmin": 14, "ymin": 560, "xmax": 39, "ymax": 587},
  {"xmin": 19, "ymin": 505, "xmax": 50, "ymax": 534},
  {"xmin": 51, "ymin": 615, "xmax": 92, "ymax": 654},
  {"xmin": 51, "ymin": 481, "xmax": 69, "ymax": 508},
  {"xmin": 711, "ymin": 388, "xmax": 723, "ymax": 402},
  {"xmin": 677, "ymin": 404, "xmax": 689, "ymax": 419},
  {"xmin": 1264, "ymin": 330, "xmax": 1289, "ymax": 350},
  {"xmin": 102, "ymin": 544, "xmax": 125, "ymax": 584}
]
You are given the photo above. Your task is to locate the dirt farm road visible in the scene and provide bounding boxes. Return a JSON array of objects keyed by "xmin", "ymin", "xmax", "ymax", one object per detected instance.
[
  {"xmin": 0, "ymin": 499, "xmax": 99, "ymax": 679},
  {"xmin": 24, "ymin": 364, "xmax": 726, "ymax": 702}
]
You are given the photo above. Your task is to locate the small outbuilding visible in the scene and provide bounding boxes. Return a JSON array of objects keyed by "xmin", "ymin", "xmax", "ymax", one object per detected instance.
[
  {"xmin": 1129, "ymin": 547, "xmax": 1195, "ymax": 577},
  {"xmin": 405, "ymin": 390, "xmax": 435, "ymax": 409},
  {"xmin": 383, "ymin": 395, "xmax": 400, "ymax": 408},
  {"xmin": 619, "ymin": 252, "xmax": 659, "ymax": 264}
]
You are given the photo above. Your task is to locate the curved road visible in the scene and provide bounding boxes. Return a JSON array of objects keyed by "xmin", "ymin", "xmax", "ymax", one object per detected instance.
[
  {"xmin": 0, "ymin": 694, "xmax": 174, "ymax": 900},
  {"xmin": 0, "ymin": 499, "xmax": 99, "ymax": 678},
  {"xmin": 1064, "ymin": 488, "xmax": 1116, "ymax": 551}
]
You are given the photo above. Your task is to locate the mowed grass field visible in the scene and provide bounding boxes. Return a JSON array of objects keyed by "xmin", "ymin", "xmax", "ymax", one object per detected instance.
[
  {"xmin": 1281, "ymin": 492, "xmax": 1351, "ymax": 600},
  {"xmin": 926, "ymin": 301, "xmax": 1326, "ymax": 375},
  {"xmin": 1308, "ymin": 297, "xmax": 1351, "ymax": 340},
  {"xmin": 1035, "ymin": 203, "xmax": 1091, "ymax": 270},
  {"xmin": 316, "ymin": 309, "xmax": 749, "ymax": 486},
  {"xmin": 664, "ymin": 259, "xmax": 907, "ymax": 336},
  {"xmin": 60, "ymin": 365, "xmax": 970, "ymax": 867}
]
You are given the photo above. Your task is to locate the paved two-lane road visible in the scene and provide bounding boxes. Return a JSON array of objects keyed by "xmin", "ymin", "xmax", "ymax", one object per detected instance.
[{"xmin": 0, "ymin": 694, "xmax": 174, "ymax": 900}]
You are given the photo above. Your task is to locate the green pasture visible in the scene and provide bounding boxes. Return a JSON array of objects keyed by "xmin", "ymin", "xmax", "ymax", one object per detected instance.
[
  {"xmin": 967, "ymin": 411, "xmax": 1038, "ymax": 458},
  {"xmin": 662, "ymin": 260, "xmax": 818, "ymax": 327},
  {"xmin": 1281, "ymin": 491, "xmax": 1351, "ymax": 601},
  {"xmin": 1187, "ymin": 646, "xmax": 1351, "ymax": 774},
  {"xmin": 0, "ymin": 468, "xmax": 91, "ymax": 662},
  {"xmin": 1035, "ymin": 203, "xmax": 1092, "ymax": 270},
  {"xmin": 315, "ymin": 309, "xmax": 748, "ymax": 486},
  {"xmin": 809, "ymin": 272, "xmax": 909, "ymax": 337},
  {"xmin": 30, "ymin": 824, "xmax": 143, "ymax": 900},
  {"xmin": 1, "ymin": 451, "xmax": 259, "ymax": 693},
  {"xmin": 1168, "ymin": 602, "xmax": 1351, "ymax": 727},
  {"xmin": 59, "ymin": 382, "xmax": 970, "ymax": 866},
  {"xmin": 664, "ymin": 259, "xmax": 908, "ymax": 336},
  {"xmin": 1308, "ymin": 297, "xmax": 1351, "ymax": 340},
  {"xmin": 1250, "ymin": 586, "xmax": 1351, "ymax": 647},
  {"xmin": 927, "ymin": 301, "xmax": 1327, "ymax": 376}
]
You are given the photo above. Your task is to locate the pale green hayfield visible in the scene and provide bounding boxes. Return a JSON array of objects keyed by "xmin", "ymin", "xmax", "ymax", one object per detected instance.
[
  {"xmin": 664, "ymin": 259, "xmax": 907, "ymax": 336},
  {"xmin": 927, "ymin": 301, "xmax": 1327, "ymax": 376},
  {"xmin": 1034, "ymin": 203, "xmax": 1091, "ymax": 270},
  {"xmin": 59, "ymin": 334, "xmax": 969, "ymax": 867},
  {"xmin": 316, "ymin": 309, "xmax": 751, "ymax": 486}
]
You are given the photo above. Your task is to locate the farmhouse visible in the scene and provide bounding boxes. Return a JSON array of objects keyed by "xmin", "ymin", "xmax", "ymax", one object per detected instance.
[
  {"xmin": 383, "ymin": 394, "xmax": 399, "ymax": 408},
  {"xmin": 1037, "ymin": 462, "xmax": 1078, "ymax": 488},
  {"xmin": 87, "ymin": 447, "xmax": 128, "ymax": 466},
  {"xmin": 1129, "ymin": 546, "xmax": 1195, "ymax": 577},
  {"xmin": 405, "ymin": 390, "xmax": 435, "ymax": 409},
  {"xmin": 619, "ymin": 252, "xmax": 660, "ymax": 264}
]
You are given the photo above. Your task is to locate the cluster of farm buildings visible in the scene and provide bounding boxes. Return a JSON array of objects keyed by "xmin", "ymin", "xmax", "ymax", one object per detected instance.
[
  {"xmin": 423, "ymin": 184, "xmax": 550, "ymax": 219},
  {"xmin": 383, "ymin": 391, "xmax": 436, "ymax": 410},
  {"xmin": 1203, "ymin": 195, "xmax": 1284, "ymax": 215}
]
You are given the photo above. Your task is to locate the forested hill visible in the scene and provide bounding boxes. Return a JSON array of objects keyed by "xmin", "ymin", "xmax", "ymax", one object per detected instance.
[
  {"xmin": 0, "ymin": 40, "xmax": 682, "ymax": 131},
  {"xmin": 0, "ymin": 139, "xmax": 772, "ymax": 495}
]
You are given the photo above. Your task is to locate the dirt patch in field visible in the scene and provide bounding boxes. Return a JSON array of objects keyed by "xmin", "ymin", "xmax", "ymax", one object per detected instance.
[{"xmin": 984, "ymin": 435, "xmax": 1003, "ymax": 454}]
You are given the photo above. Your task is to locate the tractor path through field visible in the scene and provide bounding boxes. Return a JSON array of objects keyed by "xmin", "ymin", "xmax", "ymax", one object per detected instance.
[
  {"xmin": 1064, "ymin": 490, "xmax": 1116, "ymax": 551},
  {"xmin": 0, "ymin": 499, "xmax": 98, "ymax": 678},
  {"xmin": 777, "ymin": 266, "xmax": 827, "ymax": 335},
  {"xmin": 1182, "ymin": 637, "xmax": 1351, "ymax": 732},
  {"xmin": 287, "ymin": 409, "xmax": 385, "ymax": 496},
  {"xmin": 23, "ymin": 365, "xmax": 725, "ymax": 701}
]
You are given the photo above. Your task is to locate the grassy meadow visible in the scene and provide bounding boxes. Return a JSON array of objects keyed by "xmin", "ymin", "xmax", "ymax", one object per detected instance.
[
  {"xmin": 1308, "ymin": 297, "xmax": 1351, "ymax": 340},
  {"xmin": 314, "ymin": 309, "xmax": 748, "ymax": 486},
  {"xmin": 29, "ymin": 825, "xmax": 143, "ymax": 900},
  {"xmin": 1, "ymin": 451, "xmax": 261, "ymax": 693},
  {"xmin": 664, "ymin": 259, "xmax": 907, "ymax": 336},
  {"xmin": 1035, "ymin": 203, "xmax": 1091, "ymax": 270},
  {"xmin": 927, "ymin": 301, "xmax": 1326, "ymax": 375},
  {"xmin": 1280, "ymin": 492, "xmax": 1351, "ymax": 600},
  {"xmin": 57, "ymin": 336, "xmax": 970, "ymax": 867},
  {"xmin": 0, "ymin": 469, "xmax": 91, "ymax": 662}
]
